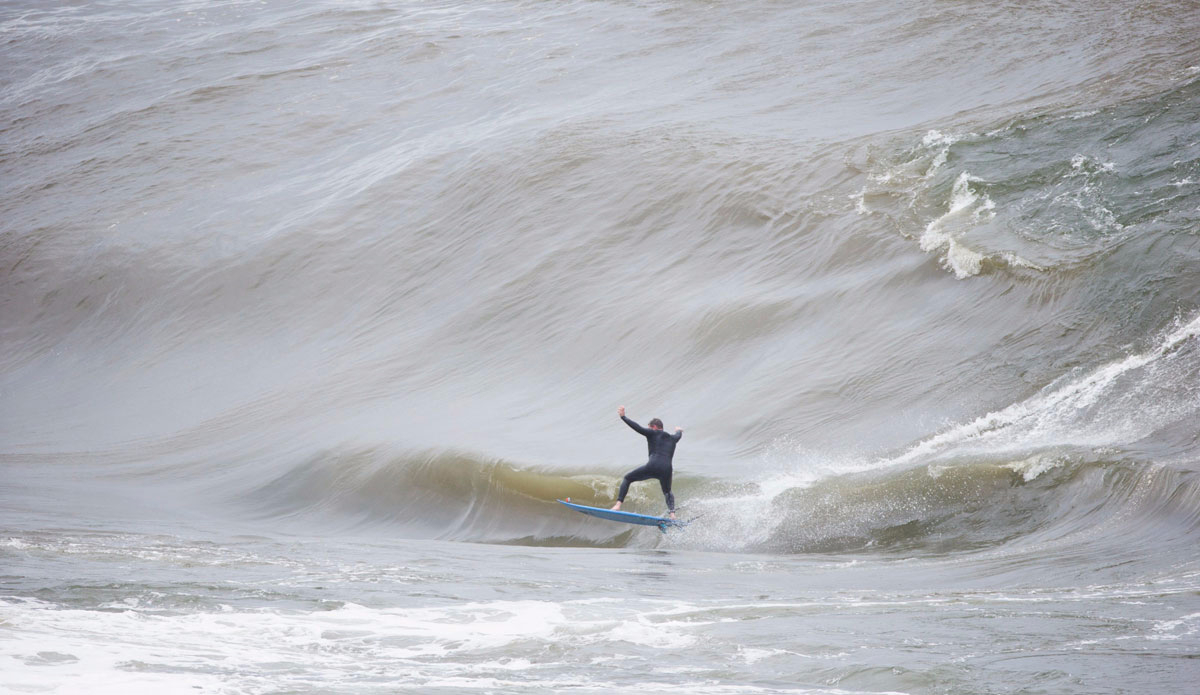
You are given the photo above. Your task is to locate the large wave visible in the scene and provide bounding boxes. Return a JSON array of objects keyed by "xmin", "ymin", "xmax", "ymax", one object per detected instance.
[
  {"xmin": 3, "ymin": 1, "xmax": 1199, "ymax": 572},
  {"xmin": 237, "ymin": 441, "xmax": 1200, "ymax": 562}
]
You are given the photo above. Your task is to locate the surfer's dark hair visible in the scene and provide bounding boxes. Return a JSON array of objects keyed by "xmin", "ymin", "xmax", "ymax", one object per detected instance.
[{"xmin": 649, "ymin": 418, "xmax": 664, "ymax": 429}]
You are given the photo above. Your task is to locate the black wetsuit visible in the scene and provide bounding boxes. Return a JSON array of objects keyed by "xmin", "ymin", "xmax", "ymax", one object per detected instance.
[{"xmin": 617, "ymin": 415, "xmax": 682, "ymax": 512}]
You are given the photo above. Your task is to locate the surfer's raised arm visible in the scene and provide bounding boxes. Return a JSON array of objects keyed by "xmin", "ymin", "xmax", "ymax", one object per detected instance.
[
  {"xmin": 618, "ymin": 405, "xmax": 652, "ymax": 436},
  {"xmin": 672, "ymin": 427, "xmax": 683, "ymax": 441}
]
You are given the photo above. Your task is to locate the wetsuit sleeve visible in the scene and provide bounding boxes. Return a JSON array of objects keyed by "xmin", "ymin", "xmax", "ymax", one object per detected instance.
[
  {"xmin": 621, "ymin": 415, "xmax": 651, "ymax": 436},
  {"xmin": 672, "ymin": 430, "xmax": 682, "ymax": 441}
]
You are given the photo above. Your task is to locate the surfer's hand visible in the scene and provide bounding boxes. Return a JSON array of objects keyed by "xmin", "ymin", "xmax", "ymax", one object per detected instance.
[
  {"xmin": 675, "ymin": 427, "xmax": 683, "ymax": 432},
  {"xmin": 618, "ymin": 406, "xmax": 625, "ymax": 417}
]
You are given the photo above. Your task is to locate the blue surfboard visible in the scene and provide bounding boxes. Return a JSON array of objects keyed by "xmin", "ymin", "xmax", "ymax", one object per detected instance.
[{"xmin": 557, "ymin": 499, "xmax": 691, "ymax": 531}]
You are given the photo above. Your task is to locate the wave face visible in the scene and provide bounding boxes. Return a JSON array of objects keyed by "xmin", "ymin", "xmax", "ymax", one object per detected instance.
[
  {"xmin": 3, "ymin": 0, "xmax": 1200, "ymax": 564},
  {"xmin": 241, "ymin": 443, "xmax": 1200, "ymax": 565}
]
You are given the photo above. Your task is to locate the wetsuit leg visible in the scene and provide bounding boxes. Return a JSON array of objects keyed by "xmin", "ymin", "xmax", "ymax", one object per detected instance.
[
  {"xmin": 658, "ymin": 474, "xmax": 675, "ymax": 512},
  {"xmin": 617, "ymin": 464, "xmax": 656, "ymax": 502},
  {"xmin": 618, "ymin": 463, "xmax": 675, "ymax": 512}
]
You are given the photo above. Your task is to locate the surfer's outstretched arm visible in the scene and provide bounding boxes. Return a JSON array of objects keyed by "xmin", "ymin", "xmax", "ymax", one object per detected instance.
[
  {"xmin": 672, "ymin": 427, "xmax": 683, "ymax": 441},
  {"xmin": 618, "ymin": 405, "xmax": 651, "ymax": 436},
  {"xmin": 621, "ymin": 415, "xmax": 651, "ymax": 436}
]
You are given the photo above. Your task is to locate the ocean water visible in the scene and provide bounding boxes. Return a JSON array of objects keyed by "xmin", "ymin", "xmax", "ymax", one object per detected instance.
[{"xmin": 3, "ymin": 1, "xmax": 1200, "ymax": 693}]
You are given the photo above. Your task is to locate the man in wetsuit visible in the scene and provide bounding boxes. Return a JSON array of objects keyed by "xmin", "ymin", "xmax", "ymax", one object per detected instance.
[{"xmin": 611, "ymin": 405, "xmax": 683, "ymax": 519}]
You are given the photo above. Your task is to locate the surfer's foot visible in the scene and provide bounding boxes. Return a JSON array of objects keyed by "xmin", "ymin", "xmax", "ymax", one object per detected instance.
[
  {"xmin": 669, "ymin": 512, "xmax": 676, "ymax": 520},
  {"xmin": 610, "ymin": 501, "xmax": 621, "ymax": 511}
]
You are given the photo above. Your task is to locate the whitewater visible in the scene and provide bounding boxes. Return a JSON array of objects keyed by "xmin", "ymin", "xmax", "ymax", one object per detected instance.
[{"xmin": 3, "ymin": 1, "xmax": 1200, "ymax": 693}]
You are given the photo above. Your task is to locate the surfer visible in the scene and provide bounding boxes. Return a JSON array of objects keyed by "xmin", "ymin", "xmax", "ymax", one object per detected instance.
[{"xmin": 611, "ymin": 406, "xmax": 682, "ymax": 519}]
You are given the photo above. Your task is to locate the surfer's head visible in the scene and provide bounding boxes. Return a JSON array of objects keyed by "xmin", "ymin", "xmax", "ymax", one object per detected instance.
[{"xmin": 648, "ymin": 418, "xmax": 664, "ymax": 430}]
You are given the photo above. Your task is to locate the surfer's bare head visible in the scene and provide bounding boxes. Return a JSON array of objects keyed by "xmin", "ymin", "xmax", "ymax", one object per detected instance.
[{"xmin": 649, "ymin": 418, "xmax": 664, "ymax": 430}]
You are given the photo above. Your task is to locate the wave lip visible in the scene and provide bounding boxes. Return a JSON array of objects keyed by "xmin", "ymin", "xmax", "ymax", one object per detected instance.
[{"xmin": 892, "ymin": 312, "xmax": 1200, "ymax": 467}]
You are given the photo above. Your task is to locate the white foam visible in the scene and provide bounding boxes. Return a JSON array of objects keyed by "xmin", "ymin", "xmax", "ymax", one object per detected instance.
[
  {"xmin": 850, "ymin": 189, "xmax": 868, "ymax": 214},
  {"xmin": 891, "ymin": 313, "xmax": 1200, "ymax": 466},
  {"xmin": 919, "ymin": 130, "xmax": 963, "ymax": 177},
  {"xmin": 1150, "ymin": 612, "xmax": 1200, "ymax": 640},
  {"xmin": 1004, "ymin": 454, "xmax": 1066, "ymax": 482},
  {"xmin": 400, "ymin": 677, "xmax": 899, "ymax": 695},
  {"xmin": 1069, "ymin": 153, "xmax": 1115, "ymax": 173},
  {"xmin": 921, "ymin": 129, "xmax": 959, "ymax": 148},
  {"xmin": 919, "ymin": 172, "xmax": 994, "ymax": 278},
  {"xmin": 739, "ymin": 646, "xmax": 793, "ymax": 663},
  {"xmin": 0, "ymin": 596, "xmax": 719, "ymax": 694}
]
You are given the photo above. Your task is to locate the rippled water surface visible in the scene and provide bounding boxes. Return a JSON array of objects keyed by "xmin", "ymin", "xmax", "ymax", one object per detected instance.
[{"xmin": 3, "ymin": 1, "xmax": 1200, "ymax": 693}]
